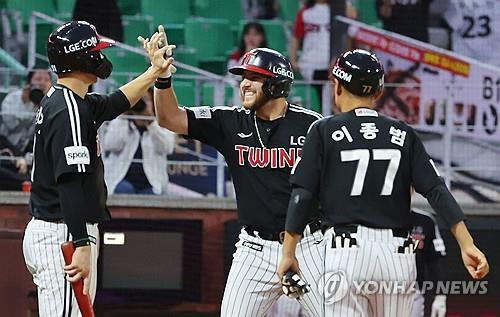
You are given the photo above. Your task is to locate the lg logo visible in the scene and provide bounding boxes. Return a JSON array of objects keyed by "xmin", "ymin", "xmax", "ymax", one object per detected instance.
[{"xmin": 272, "ymin": 66, "xmax": 294, "ymax": 79}]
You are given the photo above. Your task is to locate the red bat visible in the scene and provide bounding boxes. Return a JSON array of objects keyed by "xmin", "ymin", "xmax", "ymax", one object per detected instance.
[{"xmin": 61, "ymin": 241, "xmax": 95, "ymax": 317}]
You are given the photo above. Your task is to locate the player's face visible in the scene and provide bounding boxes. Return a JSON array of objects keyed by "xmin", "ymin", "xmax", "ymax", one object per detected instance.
[{"xmin": 240, "ymin": 71, "xmax": 268, "ymax": 110}]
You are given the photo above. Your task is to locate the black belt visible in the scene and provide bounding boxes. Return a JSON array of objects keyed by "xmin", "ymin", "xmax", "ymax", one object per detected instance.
[
  {"xmin": 333, "ymin": 225, "xmax": 409, "ymax": 238},
  {"xmin": 34, "ymin": 217, "xmax": 64, "ymax": 224},
  {"xmin": 244, "ymin": 220, "xmax": 322, "ymax": 243}
]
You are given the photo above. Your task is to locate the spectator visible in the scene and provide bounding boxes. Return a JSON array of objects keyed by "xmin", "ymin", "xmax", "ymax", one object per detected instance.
[
  {"xmin": 103, "ymin": 89, "xmax": 175, "ymax": 195},
  {"xmin": 376, "ymin": 0, "xmax": 433, "ymax": 43},
  {"xmin": 73, "ymin": 0, "xmax": 124, "ymax": 42},
  {"xmin": 0, "ymin": 68, "xmax": 51, "ymax": 154},
  {"xmin": 227, "ymin": 22, "xmax": 268, "ymax": 71},
  {"xmin": 443, "ymin": 0, "xmax": 500, "ymax": 68},
  {"xmin": 0, "ymin": 135, "xmax": 28, "ymax": 190},
  {"xmin": 243, "ymin": 0, "xmax": 279, "ymax": 20}
]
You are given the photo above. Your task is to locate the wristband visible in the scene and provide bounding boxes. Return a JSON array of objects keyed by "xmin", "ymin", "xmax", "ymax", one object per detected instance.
[
  {"xmin": 73, "ymin": 237, "xmax": 91, "ymax": 248},
  {"xmin": 155, "ymin": 76, "xmax": 172, "ymax": 89}
]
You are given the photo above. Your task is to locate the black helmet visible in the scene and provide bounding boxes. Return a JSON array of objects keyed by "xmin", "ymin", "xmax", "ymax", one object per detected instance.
[
  {"xmin": 332, "ymin": 49, "xmax": 384, "ymax": 96},
  {"xmin": 47, "ymin": 21, "xmax": 114, "ymax": 79},
  {"xmin": 229, "ymin": 48, "xmax": 294, "ymax": 98}
]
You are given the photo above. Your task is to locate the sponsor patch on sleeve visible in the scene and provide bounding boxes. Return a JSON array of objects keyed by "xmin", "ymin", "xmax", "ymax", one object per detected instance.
[
  {"xmin": 64, "ymin": 146, "xmax": 90, "ymax": 165},
  {"xmin": 191, "ymin": 106, "xmax": 212, "ymax": 119}
]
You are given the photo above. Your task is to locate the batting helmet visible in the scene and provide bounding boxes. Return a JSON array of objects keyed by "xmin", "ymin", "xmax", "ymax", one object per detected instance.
[
  {"xmin": 331, "ymin": 49, "xmax": 384, "ymax": 96},
  {"xmin": 229, "ymin": 48, "xmax": 294, "ymax": 98},
  {"xmin": 47, "ymin": 21, "xmax": 114, "ymax": 79}
]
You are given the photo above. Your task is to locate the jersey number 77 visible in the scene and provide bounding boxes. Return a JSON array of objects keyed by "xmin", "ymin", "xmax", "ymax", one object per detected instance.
[{"xmin": 341, "ymin": 149, "xmax": 401, "ymax": 196}]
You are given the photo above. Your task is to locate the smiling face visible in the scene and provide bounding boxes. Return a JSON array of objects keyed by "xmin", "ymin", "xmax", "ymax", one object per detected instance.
[{"xmin": 239, "ymin": 70, "xmax": 270, "ymax": 110}]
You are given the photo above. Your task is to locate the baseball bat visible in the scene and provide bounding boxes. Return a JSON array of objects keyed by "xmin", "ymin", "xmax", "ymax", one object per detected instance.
[{"xmin": 61, "ymin": 241, "xmax": 95, "ymax": 317}]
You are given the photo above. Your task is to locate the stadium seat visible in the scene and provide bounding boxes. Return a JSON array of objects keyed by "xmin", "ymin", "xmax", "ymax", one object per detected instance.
[
  {"xmin": 201, "ymin": 82, "xmax": 234, "ymax": 105},
  {"xmin": 117, "ymin": 0, "xmax": 141, "ymax": 15},
  {"xmin": 36, "ymin": 21, "xmax": 57, "ymax": 56},
  {"xmin": 174, "ymin": 47, "xmax": 199, "ymax": 74},
  {"xmin": 122, "ymin": 15, "xmax": 152, "ymax": 46},
  {"xmin": 238, "ymin": 19, "xmax": 288, "ymax": 54},
  {"xmin": 279, "ymin": 0, "xmax": 300, "ymax": 22},
  {"xmin": 141, "ymin": 0, "xmax": 190, "ymax": 25},
  {"xmin": 105, "ymin": 46, "xmax": 149, "ymax": 75},
  {"xmin": 55, "ymin": 0, "xmax": 76, "ymax": 15},
  {"xmin": 6, "ymin": 0, "xmax": 56, "ymax": 23},
  {"xmin": 351, "ymin": 0, "xmax": 382, "ymax": 27},
  {"xmin": 184, "ymin": 17, "xmax": 232, "ymax": 75},
  {"xmin": 173, "ymin": 80, "xmax": 196, "ymax": 107},
  {"xmin": 289, "ymin": 84, "xmax": 320, "ymax": 113},
  {"xmin": 193, "ymin": 0, "xmax": 243, "ymax": 27}
]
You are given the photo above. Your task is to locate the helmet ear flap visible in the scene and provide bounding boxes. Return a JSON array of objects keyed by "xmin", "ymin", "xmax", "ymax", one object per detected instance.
[{"xmin": 262, "ymin": 76, "xmax": 292, "ymax": 98}]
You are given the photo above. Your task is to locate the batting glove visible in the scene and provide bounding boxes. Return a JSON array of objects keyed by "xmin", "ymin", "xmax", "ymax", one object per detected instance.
[
  {"xmin": 281, "ymin": 271, "xmax": 310, "ymax": 300},
  {"xmin": 431, "ymin": 295, "xmax": 446, "ymax": 317}
]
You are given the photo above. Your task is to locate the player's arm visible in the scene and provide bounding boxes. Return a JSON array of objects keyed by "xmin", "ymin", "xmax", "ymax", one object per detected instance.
[
  {"xmin": 278, "ymin": 121, "xmax": 323, "ymax": 278},
  {"xmin": 142, "ymin": 26, "xmax": 187, "ymax": 135},
  {"xmin": 411, "ymin": 131, "xmax": 489, "ymax": 279}
]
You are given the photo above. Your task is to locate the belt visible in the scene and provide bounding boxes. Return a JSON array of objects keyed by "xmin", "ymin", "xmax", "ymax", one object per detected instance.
[
  {"xmin": 244, "ymin": 220, "xmax": 322, "ymax": 243},
  {"xmin": 333, "ymin": 225, "xmax": 409, "ymax": 238},
  {"xmin": 34, "ymin": 217, "xmax": 64, "ymax": 224}
]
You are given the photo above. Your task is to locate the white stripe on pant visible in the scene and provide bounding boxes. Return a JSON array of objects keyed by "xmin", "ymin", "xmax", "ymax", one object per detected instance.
[
  {"xmin": 221, "ymin": 225, "xmax": 325, "ymax": 317},
  {"xmin": 22, "ymin": 218, "xmax": 99, "ymax": 317},
  {"xmin": 324, "ymin": 226, "xmax": 417, "ymax": 317}
]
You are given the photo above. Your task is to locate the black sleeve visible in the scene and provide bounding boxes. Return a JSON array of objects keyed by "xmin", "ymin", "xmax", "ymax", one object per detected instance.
[
  {"xmin": 185, "ymin": 106, "xmax": 226, "ymax": 151},
  {"xmin": 285, "ymin": 187, "xmax": 316, "ymax": 234},
  {"xmin": 86, "ymin": 90, "xmax": 130, "ymax": 127},
  {"xmin": 48, "ymin": 110, "xmax": 93, "ymax": 182},
  {"xmin": 57, "ymin": 173, "xmax": 88, "ymax": 241},
  {"xmin": 410, "ymin": 131, "xmax": 464, "ymax": 227},
  {"xmin": 289, "ymin": 120, "xmax": 323, "ymax": 194}
]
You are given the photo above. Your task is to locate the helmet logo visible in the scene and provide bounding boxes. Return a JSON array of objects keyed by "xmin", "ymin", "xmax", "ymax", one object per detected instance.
[
  {"xmin": 63, "ymin": 36, "xmax": 98, "ymax": 53},
  {"xmin": 272, "ymin": 66, "xmax": 294, "ymax": 79},
  {"xmin": 332, "ymin": 66, "xmax": 352, "ymax": 83}
]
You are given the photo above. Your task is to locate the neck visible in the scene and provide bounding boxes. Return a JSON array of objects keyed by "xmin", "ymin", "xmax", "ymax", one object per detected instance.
[
  {"xmin": 57, "ymin": 74, "xmax": 92, "ymax": 98},
  {"xmin": 339, "ymin": 95, "xmax": 374, "ymax": 113},
  {"xmin": 255, "ymin": 98, "xmax": 287, "ymax": 120}
]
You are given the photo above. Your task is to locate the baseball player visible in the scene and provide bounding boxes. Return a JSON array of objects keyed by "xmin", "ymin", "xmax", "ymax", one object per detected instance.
[
  {"xmin": 278, "ymin": 49, "xmax": 489, "ymax": 316},
  {"xmin": 22, "ymin": 21, "xmax": 172, "ymax": 316},
  {"xmin": 142, "ymin": 26, "xmax": 324, "ymax": 316},
  {"xmin": 411, "ymin": 208, "xmax": 447, "ymax": 317}
]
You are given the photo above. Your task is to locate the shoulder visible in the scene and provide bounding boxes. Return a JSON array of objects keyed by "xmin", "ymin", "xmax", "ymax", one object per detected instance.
[
  {"xmin": 288, "ymin": 103, "xmax": 323, "ymax": 121},
  {"xmin": 187, "ymin": 105, "xmax": 250, "ymax": 119}
]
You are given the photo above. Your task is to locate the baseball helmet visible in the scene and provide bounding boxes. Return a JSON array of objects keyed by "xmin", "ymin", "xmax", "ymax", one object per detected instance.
[
  {"xmin": 229, "ymin": 48, "xmax": 294, "ymax": 98},
  {"xmin": 331, "ymin": 49, "xmax": 384, "ymax": 96},
  {"xmin": 47, "ymin": 21, "xmax": 114, "ymax": 79}
]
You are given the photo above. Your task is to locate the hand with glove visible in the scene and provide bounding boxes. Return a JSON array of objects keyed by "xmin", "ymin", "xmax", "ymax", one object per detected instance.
[
  {"xmin": 138, "ymin": 25, "xmax": 177, "ymax": 78},
  {"xmin": 281, "ymin": 271, "xmax": 310, "ymax": 300},
  {"xmin": 431, "ymin": 295, "xmax": 446, "ymax": 317}
]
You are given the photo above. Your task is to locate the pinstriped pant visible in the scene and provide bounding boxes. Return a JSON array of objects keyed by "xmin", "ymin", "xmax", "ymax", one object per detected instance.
[
  {"xmin": 22, "ymin": 218, "xmax": 99, "ymax": 317},
  {"xmin": 267, "ymin": 295, "xmax": 309, "ymax": 317},
  {"xmin": 221, "ymin": 226, "xmax": 325, "ymax": 317},
  {"xmin": 324, "ymin": 226, "xmax": 417, "ymax": 317}
]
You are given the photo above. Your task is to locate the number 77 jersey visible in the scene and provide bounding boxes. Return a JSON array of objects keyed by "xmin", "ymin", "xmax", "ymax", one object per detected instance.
[{"xmin": 290, "ymin": 107, "xmax": 443, "ymax": 230}]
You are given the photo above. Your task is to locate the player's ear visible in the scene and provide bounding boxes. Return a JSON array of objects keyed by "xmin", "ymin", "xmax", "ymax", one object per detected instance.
[
  {"xmin": 335, "ymin": 79, "xmax": 343, "ymax": 97},
  {"xmin": 372, "ymin": 88, "xmax": 384, "ymax": 101}
]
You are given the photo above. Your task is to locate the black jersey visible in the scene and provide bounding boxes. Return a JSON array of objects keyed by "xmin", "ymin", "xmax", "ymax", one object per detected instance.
[
  {"xmin": 290, "ymin": 107, "xmax": 464, "ymax": 230},
  {"xmin": 411, "ymin": 208, "xmax": 446, "ymax": 285},
  {"xmin": 186, "ymin": 103, "xmax": 322, "ymax": 231},
  {"xmin": 29, "ymin": 84, "xmax": 130, "ymax": 223}
]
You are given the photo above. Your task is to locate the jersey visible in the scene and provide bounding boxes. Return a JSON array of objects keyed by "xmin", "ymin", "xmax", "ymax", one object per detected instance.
[
  {"xmin": 411, "ymin": 208, "xmax": 446, "ymax": 285},
  {"xmin": 290, "ymin": 107, "xmax": 444, "ymax": 230},
  {"xmin": 443, "ymin": 0, "xmax": 500, "ymax": 67},
  {"xmin": 29, "ymin": 84, "xmax": 130, "ymax": 223},
  {"xmin": 293, "ymin": 3, "xmax": 331, "ymax": 71},
  {"xmin": 186, "ymin": 103, "xmax": 322, "ymax": 231}
]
